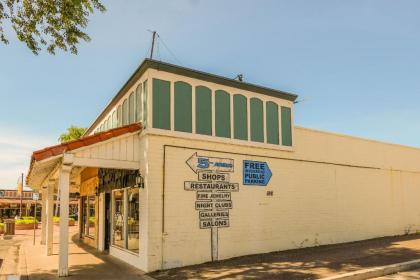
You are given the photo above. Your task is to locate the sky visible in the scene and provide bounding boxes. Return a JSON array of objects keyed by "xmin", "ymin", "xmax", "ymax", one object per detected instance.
[{"xmin": 1, "ymin": 0, "xmax": 420, "ymax": 188}]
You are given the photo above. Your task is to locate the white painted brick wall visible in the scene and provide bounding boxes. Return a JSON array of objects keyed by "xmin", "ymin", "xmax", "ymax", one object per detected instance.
[{"xmin": 142, "ymin": 127, "xmax": 420, "ymax": 271}]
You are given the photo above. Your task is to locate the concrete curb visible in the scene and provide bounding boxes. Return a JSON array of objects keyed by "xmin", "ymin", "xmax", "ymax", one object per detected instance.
[{"xmin": 319, "ymin": 259, "xmax": 420, "ymax": 280}]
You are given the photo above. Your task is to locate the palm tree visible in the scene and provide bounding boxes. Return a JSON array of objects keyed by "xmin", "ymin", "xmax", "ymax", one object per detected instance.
[{"xmin": 58, "ymin": 126, "xmax": 86, "ymax": 143}]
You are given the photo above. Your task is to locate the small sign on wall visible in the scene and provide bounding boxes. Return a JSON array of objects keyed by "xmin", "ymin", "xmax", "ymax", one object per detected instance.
[{"xmin": 243, "ymin": 160, "xmax": 272, "ymax": 186}]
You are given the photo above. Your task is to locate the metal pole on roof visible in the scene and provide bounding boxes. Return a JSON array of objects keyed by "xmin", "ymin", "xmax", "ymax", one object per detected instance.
[{"xmin": 150, "ymin": 31, "xmax": 157, "ymax": 59}]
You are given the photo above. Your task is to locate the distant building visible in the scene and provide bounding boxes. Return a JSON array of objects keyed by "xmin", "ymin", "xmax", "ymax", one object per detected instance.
[
  {"xmin": 0, "ymin": 188, "xmax": 40, "ymax": 218},
  {"xmin": 0, "ymin": 188, "xmax": 79, "ymax": 219}
]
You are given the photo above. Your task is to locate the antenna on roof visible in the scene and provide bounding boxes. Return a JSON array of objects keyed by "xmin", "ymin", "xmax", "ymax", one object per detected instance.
[
  {"xmin": 149, "ymin": 30, "xmax": 157, "ymax": 59},
  {"xmin": 294, "ymin": 99, "xmax": 306, "ymax": 104},
  {"xmin": 234, "ymin": 74, "xmax": 243, "ymax": 82}
]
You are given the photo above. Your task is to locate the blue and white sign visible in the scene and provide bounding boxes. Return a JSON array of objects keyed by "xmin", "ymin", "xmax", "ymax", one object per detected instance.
[{"xmin": 243, "ymin": 160, "xmax": 272, "ymax": 186}]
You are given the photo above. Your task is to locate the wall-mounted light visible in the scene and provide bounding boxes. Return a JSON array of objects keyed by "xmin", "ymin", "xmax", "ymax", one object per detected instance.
[{"xmin": 136, "ymin": 173, "xmax": 144, "ymax": 189}]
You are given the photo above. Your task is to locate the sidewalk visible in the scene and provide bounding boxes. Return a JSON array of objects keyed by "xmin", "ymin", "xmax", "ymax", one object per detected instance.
[
  {"xmin": 6, "ymin": 227, "xmax": 420, "ymax": 280},
  {"xmin": 149, "ymin": 234, "xmax": 420, "ymax": 280},
  {"xmin": 0, "ymin": 231, "xmax": 27, "ymax": 280},
  {"xmin": 18, "ymin": 226, "xmax": 149, "ymax": 280}
]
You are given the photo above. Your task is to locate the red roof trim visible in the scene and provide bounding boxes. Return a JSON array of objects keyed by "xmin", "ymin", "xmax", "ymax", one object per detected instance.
[{"xmin": 32, "ymin": 123, "xmax": 142, "ymax": 162}]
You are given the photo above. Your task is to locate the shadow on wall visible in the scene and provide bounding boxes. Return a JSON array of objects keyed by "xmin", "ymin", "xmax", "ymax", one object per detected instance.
[{"xmin": 149, "ymin": 234, "xmax": 420, "ymax": 280}]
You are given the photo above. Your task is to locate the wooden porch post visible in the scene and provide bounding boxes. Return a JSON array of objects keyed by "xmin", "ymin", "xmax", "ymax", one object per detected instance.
[
  {"xmin": 40, "ymin": 188, "xmax": 47, "ymax": 245},
  {"xmin": 58, "ymin": 164, "xmax": 72, "ymax": 277},
  {"xmin": 45, "ymin": 184, "xmax": 54, "ymax": 256}
]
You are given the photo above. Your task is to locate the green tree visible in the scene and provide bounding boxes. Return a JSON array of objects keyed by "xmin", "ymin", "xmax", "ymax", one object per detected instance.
[
  {"xmin": 0, "ymin": 0, "xmax": 105, "ymax": 55},
  {"xmin": 59, "ymin": 125, "xmax": 86, "ymax": 143}
]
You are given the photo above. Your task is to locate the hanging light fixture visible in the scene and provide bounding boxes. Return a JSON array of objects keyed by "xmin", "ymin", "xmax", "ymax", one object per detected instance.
[{"xmin": 136, "ymin": 173, "xmax": 144, "ymax": 189}]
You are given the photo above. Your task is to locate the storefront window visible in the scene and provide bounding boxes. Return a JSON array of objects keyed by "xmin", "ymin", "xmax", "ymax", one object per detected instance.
[
  {"xmin": 81, "ymin": 196, "xmax": 96, "ymax": 238},
  {"xmin": 112, "ymin": 190, "xmax": 125, "ymax": 248},
  {"xmin": 111, "ymin": 187, "xmax": 140, "ymax": 253},
  {"xmin": 87, "ymin": 196, "xmax": 96, "ymax": 238},
  {"xmin": 82, "ymin": 197, "xmax": 88, "ymax": 236},
  {"xmin": 127, "ymin": 188, "xmax": 139, "ymax": 253}
]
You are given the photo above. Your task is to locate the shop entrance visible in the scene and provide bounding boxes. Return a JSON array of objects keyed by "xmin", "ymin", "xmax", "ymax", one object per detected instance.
[{"xmin": 104, "ymin": 192, "xmax": 111, "ymax": 250}]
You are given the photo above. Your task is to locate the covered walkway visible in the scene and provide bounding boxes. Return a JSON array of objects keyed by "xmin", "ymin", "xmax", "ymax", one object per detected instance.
[
  {"xmin": 26, "ymin": 123, "xmax": 143, "ymax": 276},
  {"xmin": 18, "ymin": 226, "xmax": 151, "ymax": 280}
]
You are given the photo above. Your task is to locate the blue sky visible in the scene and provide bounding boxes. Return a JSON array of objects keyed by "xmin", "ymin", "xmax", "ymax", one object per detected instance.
[{"xmin": 1, "ymin": 0, "xmax": 420, "ymax": 187}]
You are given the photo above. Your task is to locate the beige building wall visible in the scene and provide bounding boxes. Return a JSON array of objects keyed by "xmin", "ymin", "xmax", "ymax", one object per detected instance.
[{"xmin": 143, "ymin": 127, "xmax": 420, "ymax": 271}]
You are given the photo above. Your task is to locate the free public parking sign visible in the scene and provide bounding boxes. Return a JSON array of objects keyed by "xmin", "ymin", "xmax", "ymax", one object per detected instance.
[{"xmin": 243, "ymin": 160, "xmax": 272, "ymax": 186}]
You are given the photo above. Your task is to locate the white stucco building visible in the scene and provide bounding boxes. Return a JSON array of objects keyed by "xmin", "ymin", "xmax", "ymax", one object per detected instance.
[{"xmin": 27, "ymin": 59, "xmax": 420, "ymax": 276}]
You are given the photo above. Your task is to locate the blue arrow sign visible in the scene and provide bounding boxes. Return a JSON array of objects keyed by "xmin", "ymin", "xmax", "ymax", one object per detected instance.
[{"xmin": 243, "ymin": 160, "xmax": 272, "ymax": 186}]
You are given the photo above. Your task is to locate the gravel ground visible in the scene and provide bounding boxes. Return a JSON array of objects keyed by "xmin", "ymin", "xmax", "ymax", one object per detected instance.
[{"xmin": 149, "ymin": 234, "xmax": 420, "ymax": 280}]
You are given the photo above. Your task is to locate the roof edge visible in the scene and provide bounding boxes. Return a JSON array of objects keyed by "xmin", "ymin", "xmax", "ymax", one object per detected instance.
[
  {"xmin": 85, "ymin": 59, "xmax": 298, "ymax": 135},
  {"xmin": 26, "ymin": 123, "xmax": 143, "ymax": 185}
]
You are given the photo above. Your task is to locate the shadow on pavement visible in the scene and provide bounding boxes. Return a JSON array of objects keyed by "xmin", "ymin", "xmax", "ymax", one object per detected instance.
[
  {"xmin": 149, "ymin": 234, "xmax": 420, "ymax": 280},
  {"xmin": 26, "ymin": 233, "xmax": 146, "ymax": 280}
]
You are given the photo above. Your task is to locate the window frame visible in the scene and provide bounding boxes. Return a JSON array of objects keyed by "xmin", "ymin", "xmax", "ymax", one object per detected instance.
[
  {"xmin": 111, "ymin": 187, "xmax": 140, "ymax": 254},
  {"xmin": 233, "ymin": 94, "xmax": 248, "ymax": 140},
  {"xmin": 122, "ymin": 99, "xmax": 128, "ymax": 126},
  {"xmin": 250, "ymin": 97, "xmax": 264, "ymax": 143},
  {"xmin": 174, "ymin": 81, "xmax": 193, "ymax": 133},
  {"xmin": 129, "ymin": 92, "xmax": 135, "ymax": 124},
  {"xmin": 215, "ymin": 90, "xmax": 231, "ymax": 138}
]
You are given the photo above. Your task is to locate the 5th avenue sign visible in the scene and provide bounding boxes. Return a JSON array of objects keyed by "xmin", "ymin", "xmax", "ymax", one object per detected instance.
[{"xmin": 187, "ymin": 152, "xmax": 234, "ymax": 173}]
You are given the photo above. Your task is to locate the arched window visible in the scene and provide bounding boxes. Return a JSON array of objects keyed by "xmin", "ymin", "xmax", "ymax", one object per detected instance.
[
  {"xmin": 142, "ymin": 80, "xmax": 148, "ymax": 127},
  {"xmin": 250, "ymin": 97, "xmax": 264, "ymax": 142},
  {"xmin": 174, "ymin": 81, "xmax": 192, "ymax": 133},
  {"xmin": 112, "ymin": 111, "xmax": 117, "ymax": 128},
  {"xmin": 195, "ymin": 86, "xmax": 212, "ymax": 136},
  {"xmin": 129, "ymin": 92, "xmax": 135, "ymax": 124},
  {"xmin": 281, "ymin": 106, "xmax": 292, "ymax": 146},
  {"xmin": 122, "ymin": 99, "xmax": 128, "ymax": 126},
  {"xmin": 135, "ymin": 84, "xmax": 142, "ymax": 122},
  {"xmin": 107, "ymin": 115, "xmax": 111, "ymax": 130},
  {"xmin": 266, "ymin": 101, "xmax": 279, "ymax": 144},
  {"xmin": 152, "ymin": 78, "xmax": 171, "ymax": 130},
  {"xmin": 117, "ymin": 105, "xmax": 122, "ymax": 127},
  {"xmin": 215, "ymin": 90, "xmax": 231, "ymax": 138},
  {"xmin": 233, "ymin": 94, "xmax": 247, "ymax": 140}
]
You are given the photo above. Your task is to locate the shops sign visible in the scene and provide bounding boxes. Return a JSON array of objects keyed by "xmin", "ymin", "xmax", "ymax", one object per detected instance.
[{"xmin": 243, "ymin": 160, "xmax": 272, "ymax": 186}]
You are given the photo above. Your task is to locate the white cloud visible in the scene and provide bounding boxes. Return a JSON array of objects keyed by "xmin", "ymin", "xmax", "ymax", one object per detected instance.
[{"xmin": 0, "ymin": 126, "xmax": 56, "ymax": 188}]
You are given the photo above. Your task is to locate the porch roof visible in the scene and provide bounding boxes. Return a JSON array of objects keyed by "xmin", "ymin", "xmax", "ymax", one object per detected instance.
[{"xmin": 26, "ymin": 123, "xmax": 143, "ymax": 189}]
